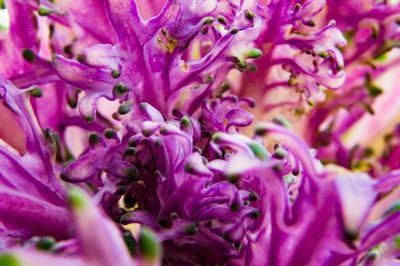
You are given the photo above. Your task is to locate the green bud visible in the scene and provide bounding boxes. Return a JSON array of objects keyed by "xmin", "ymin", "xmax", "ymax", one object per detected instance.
[
  {"xmin": 88, "ymin": 132, "xmax": 100, "ymax": 146},
  {"xmin": 273, "ymin": 147, "xmax": 287, "ymax": 159},
  {"xmin": 245, "ymin": 48, "xmax": 263, "ymax": 59},
  {"xmin": 76, "ymin": 53, "xmax": 86, "ymax": 63},
  {"xmin": 113, "ymin": 83, "xmax": 129, "ymax": 94},
  {"xmin": 217, "ymin": 16, "xmax": 226, "ymax": 25},
  {"xmin": 126, "ymin": 167, "xmax": 139, "ymax": 180},
  {"xmin": 344, "ymin": 229, "xmax": 359, "ymax": 242},
  {"xmin": 36, "ymin": 237, "xmax": 56, "ymax": 251},
  {"xmin": 366, "ymin": 84, "xmax": 383, "ymax": 97},
  {"xmin": 249, "ymin": 191, "xmax": 259, "ymax": 202},
  {"xmin": 38, "ymin": 6, "xmax": 53, "ymax": 16},
  {"xmin": 230, "ymin": 28, "xmax": 239, "ymax": 35},
  {"xmin": 22, "ymin": 49, "xmax": 35, "ymax": 63},
  {"xmin": 103, "ymin": 128, "xmax": 116, "ymax": 139},
  {"xmin": 118, "ymin": 103, "xmax": 132, "ymax": 115},
  {"xmin": 230, "ymin": 202, "xmax": 240, "ymax": 211},
  {"xmin": 318, "ymin": 51, "xmax": 329, "ymax": 58},
  {"xmin": 0, "ymin": 253, "xmax": 20, "ymax": 266},
  {"xmin": 139, "ymin": 228, "xmax": 161, "ymax": 261},
  {"xmin": 111, "ymin": 70, "xmax": 121, "ymax": 79},
  {"xmin": 123, "ymin": 230, "xmax": 136, "ymax": 256},
  {"xmin": 201, "ymin": 17, "xmax": 214, "ymax": 25},
  {"xmin": 272, "ymin": 115, "xmax": 292, "ymax": 129},
  {"xmin": 180, "ymin": 116, "xmax": 191, "ymax": 128},
  {"xmin": 249, "ymin": 209, "xmax": 261, "ymax": 219},
  {"xmin": 248, "ymin": 142, "xmax": 268, "ymax": 160},
  {"xmin": 226, "ymin": 174, "xmax": 240, "ymax": 183},
  {"xmin": 236, "ymin": 61, "xmax": 247, "ymax": 69},
  {"xmin": 244, "ymin": 9, "xmax": 254, "ymax": 20},
  {"xmin": 30, "ymin": 87, "xmax": 43, "ymax": 98},
  {"xmin": 67, "ymin": 187, "xmax": 87, "ymax": 209},
  {"xmin": 124, "ymin": 147, "xmax": 137, "ymax": 157},
  {"xmin": 84, "ymin": 115, "xmax": 94, "ymax": 123},
  {"xmin": 67, "ymin": 98, "xmax": 78, "ymax": 109},
  {"xmin": 184, "ymin": 223, "xmax": 198, "ymax": 235}
]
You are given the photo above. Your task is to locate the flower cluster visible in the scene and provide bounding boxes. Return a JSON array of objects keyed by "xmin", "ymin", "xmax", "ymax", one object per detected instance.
[{"xmin": 0, "ymin": 0, "xmax": 400, "ymax": 266}]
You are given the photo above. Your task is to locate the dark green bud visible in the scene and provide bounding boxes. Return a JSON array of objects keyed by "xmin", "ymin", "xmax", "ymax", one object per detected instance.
[
  {"xmin": 36, "ymin": 237, "xmax": 56, "ymax": 251},
  {"xmin": 84, "ymin": 115, "xmax": 94, "ymax": 123},
  {"xmin": 88, "ymin": 132, "xmax": 100, "ymax": 146},
  {"xmin": 22, "ymin": 49, "xmax": 35, "ymax": 63},
  {"xmin": 185, "ymin": 223, "xmax": 198, "ymax": 235},
  {"xmin": 184, "ymin": 163, "xmax": 193, "ymax": 174},
  {"xmin": 244, "ymin": 9, "xmax": 254, "ymax": 20},
  {"xmin": 226, "ymin": 174, "xmax": 240, "ymax": 183},
  {"xmin": 230, "ymin": 28, "xmax": 239, "ymax": 35},
  {"xmin": 118, "ymin": 103, "xmax": 132, "ymax": 115},
  {"xmin": 254, "ymin": 126, "xmax": 268, "ymax": 136},
  {"xmin": 103, "ymin": 128, "xmax": 116, "ymax": 139},
  {"xmin": 272, "ymin": 163, "xmax": 283, "ymax": 173},
  {"xmin": 124, "ymin": 147, "xmax": 137, "ymax": 157},
  {"xmin": 217, "ymin": 16, "xmax": 226, "ymax": 25},
  {"xmin": 236, "ymin": 61, "xmax": 247, "ymax": 69},
  {"xmin": 230, "ymin": 202, "xmax": 240, "ymax": 211},
  {"xmin": 123, "ymin": 230, "xmax": 136, "ymax": 256},
  {"xmin": 249, "ymin": 191, "xmax": 259, "ymax": 202},
  {"xmin": 76, "ymin": 53, "xmax": 86, "ymax": 63},
  {"xmin": 111, "ymin": 70, "xmax": 121, "ymax": 79},
  {"xmin": 273, "ymin": 147, "xmax": 287, "ymax": 159},
  {"xmin": 344, "ymin": 229, "xmax": 359, "ymax": 242},
  {"xmin": 272, "ymin": 115, "xmax": 292, "ymax": 129},
  {"xmin": 67, "ymin": 98, "xmax": 77, "ymax": 109},
  {"xmin": 126, "ymin": 166, "xmax": 139, "ymax": 180},
  {"xmin": 249, "ymin": 209, "xmax": 261, "ymax": 219},
  {"xmin": 201, "ymin": 17, "xmax": 214, "ymax": 25},
  {"xmin": 113, "ymin": 83, "xmax": 129, "ymax": 94},
  {"xmin": 366, "ymin": 84, "xmax": 383, "ymax": 97}
]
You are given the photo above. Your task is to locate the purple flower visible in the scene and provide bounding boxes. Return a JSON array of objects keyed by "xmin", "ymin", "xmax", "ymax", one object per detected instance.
[
  {"xmin": 0, "ymin": 78, "xmax": 70, "ymax": 247},
  {"xmin": 238, "ymin": 0, "xmax": 347, "ymax": 108},
  {"xmin": 52, "ymin": 0, "xmax": 260, "ymax": 121},
  {"xmin": 301, "ymin": 0, "xmax": 400, "ymax": 173},
  {"xmin": 0, "ymin": 0, "xmax": 400, "ymax": 265},
  {"xmin": 0, "ymin": 187, "xmax": 161, "ymax": 266}
]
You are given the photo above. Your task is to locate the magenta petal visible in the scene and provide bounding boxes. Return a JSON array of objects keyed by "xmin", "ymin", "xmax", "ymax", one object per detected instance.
[
  {"xmin": 69, "ymin": 188, "xmax": 134, "ymax": 265},
  {"xmin": 0, "ymin": 250, "xmax": 86, "ymax": 266},
  {"xmin": 0, "ymin": 188, "xmax": 70, "ymax": 241}
]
